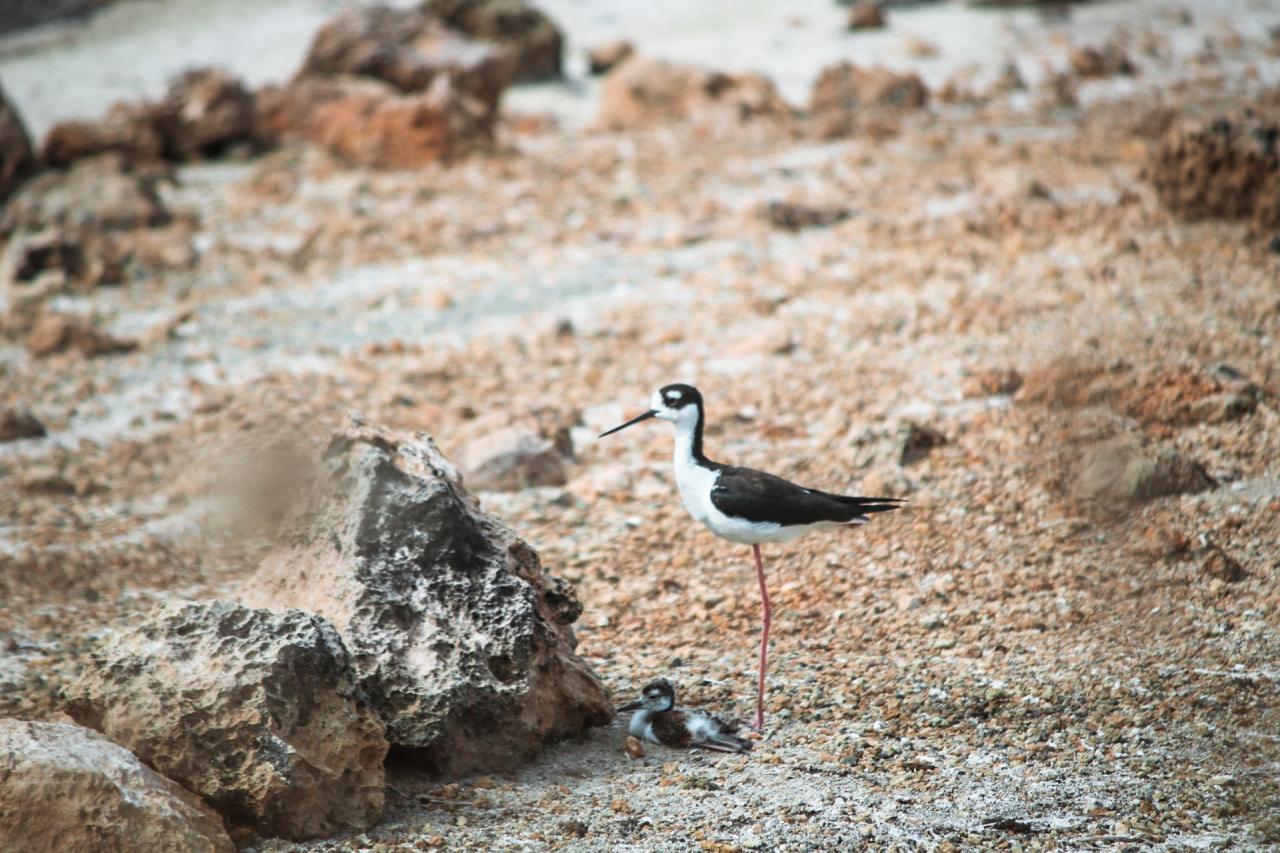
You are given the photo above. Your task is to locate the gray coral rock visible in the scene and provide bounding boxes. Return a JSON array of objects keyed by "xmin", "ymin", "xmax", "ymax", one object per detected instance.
[
  {"xmin": 65, "ymin": 601, "xmax": 387, "ymax": 841},
  {"xmin": 241, "ymin": 418, "xmax": 613, "ymax": 774},
  {"xmin": 0, "ymin": 719, "xmax": 234, "ymax": 853}
]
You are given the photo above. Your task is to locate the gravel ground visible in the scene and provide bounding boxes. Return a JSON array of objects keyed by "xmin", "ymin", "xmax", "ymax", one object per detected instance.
[{"xmin": 3, "ymin": 0, "xmax": 1280, "ymax": 850}]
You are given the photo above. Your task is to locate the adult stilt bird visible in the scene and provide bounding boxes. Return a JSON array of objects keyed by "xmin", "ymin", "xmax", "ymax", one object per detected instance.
[{"xmin": 600, "ymin": 383, "xmax": 904, "ymax": 731}]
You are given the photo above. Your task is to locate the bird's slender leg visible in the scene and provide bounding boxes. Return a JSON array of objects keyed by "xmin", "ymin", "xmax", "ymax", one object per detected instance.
[{"xmin": 753, "ymin": 543, "xmax": 771, "ymax": 732}]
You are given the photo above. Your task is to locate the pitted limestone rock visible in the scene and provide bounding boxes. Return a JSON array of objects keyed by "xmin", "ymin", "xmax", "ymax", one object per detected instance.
[
  {"xmin": 241, "ymin": 418, "xmax": 613, "ymax": 774},
  {"xmin": 65, "ymin": 601, "xmax": 387, "ymax": 841}
]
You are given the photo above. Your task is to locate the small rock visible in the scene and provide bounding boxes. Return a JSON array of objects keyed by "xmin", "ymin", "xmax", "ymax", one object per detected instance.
[
  {"xmin": 900, "ymin": 423, "xmax": 947, "ymax": 466},
  {"xmin": 1202, "ymin": 545, "xmax": 1246, "ymax": 583},
  {"xmin": 587, "ymin": 40, "xmax": 634, "ymax": 75},
  {"xmin": 962, "ymin": 367, "xmax": 1024, "ymax": 398},
  {"xmin": 1075, "ymin": 438, "xmax": 1216, "ymax": 507},
  {"xmin": 766, "ymin": 200, "xmax": 851, "ymax": 231},
  {"xmin": 1069, "ymin": 43, "xmax": 1136, "ymax": 78},
  {"xmin": 65, "ymin": 601, "xmax": 387, "ymax": 841},
  {"xmin": 25, "ymin": 313, "xmax": 137, "ymax": 359},
  {"xmin": 809, "ymin": 62, "xmax": 928, "ymax": 138},
  {"xmin": 458, "ymin": 424, "xmax": 570, "ymax": 491},
  {"xmin": 625, "ymin": 736, "xmax": 646, "ymax": 759},
  {"xmin": 0, "ymin": 720, "xmax": 234, "ymax": 853},
  {"xmin": 1189, "ymin": 391, "xmax": 1256, "ymax": 424},
  {"xmin": 0, "ymin": 407, "xmax": 46, "ymax": 442},
  {"xmin": 19, "ymin": 466, "xmax": 74, "ymax": 495},
  {"xmin": 567, "ymin": 464, "xmax": 634, "ymax": 502},
  {"xmin": 727, "ymin": 321, "xmax": 796, "ymax": 357},
  {"xmin": 598, "ymin": 57, "xmax": 790, "ymax": 130},
  {"xmin": 847, "ymin": 1, "xmax": 886, "ymax": 30}
]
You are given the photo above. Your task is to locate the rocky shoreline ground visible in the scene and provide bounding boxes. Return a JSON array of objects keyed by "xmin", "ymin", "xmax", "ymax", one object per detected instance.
[{"xmin": 2, "ymin": 0, "xmax": 1279, "ymax": 850}]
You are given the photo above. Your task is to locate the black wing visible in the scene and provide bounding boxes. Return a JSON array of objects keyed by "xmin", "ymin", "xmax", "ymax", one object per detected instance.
[{"xmin": 710, "ymin": 466, "xmax": 904, "ymax": 526}]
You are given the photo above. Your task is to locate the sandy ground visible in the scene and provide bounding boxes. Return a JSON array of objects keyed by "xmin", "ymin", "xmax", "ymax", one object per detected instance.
[{"xmin": 3, "ymin": 0, "xmax": 1280, "ymax": 850}]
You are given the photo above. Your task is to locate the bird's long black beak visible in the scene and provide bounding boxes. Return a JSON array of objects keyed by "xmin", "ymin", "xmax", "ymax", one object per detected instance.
[
  {"xmin": 617, "ymin": 699, "xmax": 645, "ymax": 712},
  {"xmin": 599, "ymin": 410, "xmax": 656, "ymax": 438}
]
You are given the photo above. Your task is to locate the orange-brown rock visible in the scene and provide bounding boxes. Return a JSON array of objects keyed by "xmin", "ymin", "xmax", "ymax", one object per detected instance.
[
  {"xmin": 598, "ymin": 57, "xmax": 790, "ymax": 130},
  {"xmin": 809, "ymin": 62, "xmax": 927, "ymax": 138},
  {"xmin": 1147, "ymin": 112, "xmax": 1280, "ymax": 231},
  {"xmin": 0, "ymin": 720, "xmax": 234, "ymax": 853},
  {"xmin": 65, "ymin": 601, "xmax": 388, "ymax": 841},
  {"xmin": 847, "ymin": 1, "xmax": 886, "ymax": 30},
  {"xmin": 257, "ymin": 75, "xmax": 494, "ymax": 168},
  {"xmin": 42, "ymin": 101, "xmax": 167, "ymax": 167},
  {"xmin": 25, "ymin": 312, "xmax": 137, "ymax": 358},
  {"xmin": 302, "ymin": 5, "xmax": 511, "ymax": 115}
]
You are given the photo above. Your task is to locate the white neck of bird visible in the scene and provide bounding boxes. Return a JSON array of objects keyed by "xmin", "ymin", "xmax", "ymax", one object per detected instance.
[{"xmin": 670, "ymin": 405, "xmax": 704, "ymax": 468}]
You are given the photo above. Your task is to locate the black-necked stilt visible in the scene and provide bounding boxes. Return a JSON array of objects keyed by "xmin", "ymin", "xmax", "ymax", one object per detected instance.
[
  {"xmin": 600, "ymin": 383, "xmax": 904, "ymax": 731},
  {"xmin": 618, "ymin": 678, "xmax": 753, "ymax": 754}
]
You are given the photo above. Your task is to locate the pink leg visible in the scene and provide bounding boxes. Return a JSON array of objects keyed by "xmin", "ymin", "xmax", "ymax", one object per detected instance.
[{"xmin": 753, "ymin": 543, "xmax": 771, "ymax": 732}]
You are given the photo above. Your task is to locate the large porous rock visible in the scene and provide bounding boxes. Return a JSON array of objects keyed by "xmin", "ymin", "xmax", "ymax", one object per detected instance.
[
  {"xmin": 1075, "ymin": 438, "xmax": 1217, "ymax": 508},
  {"xmin": 302, "ymin": 5, "xmax": 512, "ymax": 114},
  {"xmin": 598, "ymin": 56, "xmax": 790, "ymax": 130},
  {"xmin": 64, "ymin": 601, "xmax": 388, "ymax": 841},
  {"xmin": 1147, "ymin": 112, "xmax": 1280, "ymax": 231},
  {"xmin": 809, "ymin": 62, "xmax": 928, "ymax": 137},
  {"xmin": 0, "ymin": 83, "xmax": 36, "ymax": 203},
  {"xmin": 0, "ymin": 719, "xmax": 234, "ymax": 853},
  {"xmin": 241, "ymin": 419, "xmax": 613, "ymax": 774},
  {"xmin": 423, "ymin": 0, "xmax": 564, "ymax": 82},
  {"xmin": 1, "ymin": 153, "xmax": 170, "ymax": 234},
  {"xmin": 255, "ymin": 75, "xmax": 494, "ymax": 169}
]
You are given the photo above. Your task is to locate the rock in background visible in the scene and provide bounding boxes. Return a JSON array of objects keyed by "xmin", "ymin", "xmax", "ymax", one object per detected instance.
[
  {"xmin": 598, "ymin": 56, "xmax": 791, "ymax": 130},
  {"xmin": 0, "ymin": 83, "xmax": 36, "ymax": 203},
  {"xmin": 65, "ymin": 601, "xmax": 387, "ymax": 841},
  {"xmin": 809, "ymin": 62, "xmax": 928, "ymax": 138},
  {"xmin": 41, "ymin": 67, "xmax": 258, "ymax": 167},
  {"xmin": 242, "ymin": 418, "xmax": 613, "ymax": 774},
  {"xmin": 423, "ymin": 0, "xmax": 564, "ymax": 82},
  {"xmin": 0, "ymin": 719, "xmax": 234, "ymax": 853},
  {"xmin": 1147, "ymin": 111, "xmax": 1280, "ymax": 233}
]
